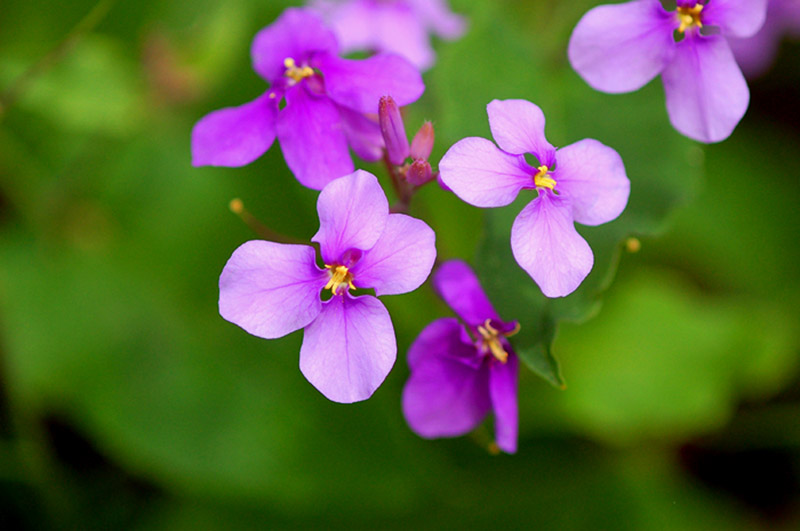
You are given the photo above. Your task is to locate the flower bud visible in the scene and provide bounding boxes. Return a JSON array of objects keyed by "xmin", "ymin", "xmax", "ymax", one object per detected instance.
[
  {"xmin": 410, "ymin": 121, "xmax": 434, "ymax": 161},
  {"xmin": 406, "ymin": 160, "xmax": 433, "ymax": 186},
  {"xmin": 379, "ymin": 95, "xmax": 409, "ymax": 165}
]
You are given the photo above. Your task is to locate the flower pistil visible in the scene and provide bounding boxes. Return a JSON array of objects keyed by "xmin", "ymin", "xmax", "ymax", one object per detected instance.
[
  {"xmin": 534, "ymin": 165, "xmax": 557, "ymax": 190},
  {"xmin": 324, "ymin": 264, "xmax": 355, "ymax": 294},
  {"xmin": 476, "ymin": 319, "xmax": 520, "ymax": 364},
  {"xmin": 676, "ymin": 3, "xmax": 704, "ymax": 33}
]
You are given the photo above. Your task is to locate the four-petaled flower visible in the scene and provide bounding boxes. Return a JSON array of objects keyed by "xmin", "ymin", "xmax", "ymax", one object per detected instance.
[
  {"xmin": 192, "ymin": 7, "xmax": 424, "ymax": 190},
  {"xmin": 439, "ymin": 99, "xmax": 630, "ymax": 298},
  {"xmin": 219, "ymin": 170, "xmax": 436, "ymax": 402},
  {"xmin": 568, "ymin": 0, "xmax": 768, "ymax": 143},
  {"xmin": 403, "ymin": 260, "xmax": 520, "ymax": 454},
  {"xmin": 310, "ymin": 0, "xmax": 466, "ymax": 71}
]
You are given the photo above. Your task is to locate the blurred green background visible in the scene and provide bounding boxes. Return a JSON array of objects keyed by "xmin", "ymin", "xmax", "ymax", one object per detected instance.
[{"xmin": 1, "ymin": 0, "xmax": 799, "ymax": 528}]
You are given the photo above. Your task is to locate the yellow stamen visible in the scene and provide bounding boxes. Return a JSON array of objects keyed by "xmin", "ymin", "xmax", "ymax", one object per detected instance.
[
  {"xmin": 677, "ymin": 4, "xmax": 703, "ymax": 33},
  {"xmin": 284, "ymin": 57, "xmax": 315, "ymax": 83},
  {"xmin": 534, "ymin": 165, "xmax": 557, "ymax": 190},
  {"xmin": 324, "ymin": 264, "xmax": 356, "ymax": 295},
  {"xmin": 476, "ymin": 319, "xmax": 519, "ymax": 364}
]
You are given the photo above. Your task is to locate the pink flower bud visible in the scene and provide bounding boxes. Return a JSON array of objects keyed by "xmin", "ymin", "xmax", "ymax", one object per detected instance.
[
  {"xmin": 410, "ymin": 121, "xmax": 434, "ymax": 161},
  {"xmin": 406, "ymin": 160, "xmax": 433, "ymax": 186},
  {"xmin": 379, "ymin": 95, "xmax": 409, "ymax": 165}
]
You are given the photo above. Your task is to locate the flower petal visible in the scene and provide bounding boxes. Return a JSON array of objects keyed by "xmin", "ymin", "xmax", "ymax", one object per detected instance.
[
  {"xmin": 567, "ymin": 0, "xmax": 676, "ymax": 93},
  {"xmin": 352, "ymin": 214, "xmax": 436, "ymax": 296},
  {"xmin": 251, "ymin": 7, "xmax": 338, "ymax": 83},
  {"xmin": 433, "ymin": 259, "xmax": 500, "ymax": 327},
  {"xmin": 310, "ymin": 0, "xmax": 374, "ymax": 53},
  {"xmin": 402, "ymin": 318, "xmax": 491, "ymax": 438},
  {"xmin": 438, "ymin": 137, "xmax": 531, "ymax": 207},
  {"xmin": 489, "ymin": 352, "xmax": 519, "ymax": 454},
  {"xmin": 554, "ymin": 139, "xmax": 630, "ymax": 226},
  {"xmin": 336, "ymin": 104, "xmax": 384, "ymax": 162},
  {"xmin": 219, "ymin": 241, "xmax": 326, "ymax": 339},
  {"xmin": 316, "ymin": 52, "xmax": 425, "ymax": 114},
  {"xmin": 703, "ymin": 0, "xmax": 768, "ymax": 38},
  {"xmin": 661, "ymin": 35, "xmax": 749, "ymax": 143},
  {"xmin": 410, "ymin": 0, "xmax": 467, "ymax": 39},
  {"xmin": 300, "ymin": 294, "xmax": 396, "ymax": 403},
  {"xmin": 277, "ymin": 84, "xmax": 354, "ymax": 190},
  {"xmin": 191, "ymin": 93, "xmax": 277, "ymax": 167},
  {"xmin": 371, "ymin": 4, "xmax": 436, "ymax": 71},
  {"xmin": 312, "ymin": 170, "xmax": 389, "ymax": 264},
  {"xmin": 511, "ymin": 193, "xmax": 593, "ymax": 298},
  {"xmin": 487, "ymin": 99, "xmax": 555, "ymax": 165}
]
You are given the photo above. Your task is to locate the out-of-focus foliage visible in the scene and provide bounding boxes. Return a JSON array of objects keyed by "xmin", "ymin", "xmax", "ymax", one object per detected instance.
[{"xmin": 0, "ymin": 0, "xmax": 799, "ymax": 528}]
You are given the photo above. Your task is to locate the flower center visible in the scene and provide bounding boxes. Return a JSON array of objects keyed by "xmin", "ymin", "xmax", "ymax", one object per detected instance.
[
  {"xmin": 284, "ymin": 57, "xmax": 315, "ymax": 83},
  {"xmin": 324, "ymin": 264, "xmax": 355, "ymax": 295},
  {"xmin": 534, "ymin": 165, "xmax": 557, "ymax": 191},
  {"xmin": 676, "ymin": 3, "xmax": 704, "ymax": 33},
  {"xmin": 476, "ymin": 319, "xmax": 520, "ymax": 364}
]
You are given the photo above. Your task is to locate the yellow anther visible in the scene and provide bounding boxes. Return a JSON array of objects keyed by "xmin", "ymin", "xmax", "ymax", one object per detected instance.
[
  {"xmin": 284, "ymin": 57, "xmax": 315, "ymax": 83},
  {"xmin": 677, "ymin": 3, "xmax": 703, "ymax": 33},
  {"xmin": 534, "ymin": 165, "xmax": 557, "ymax": 190},
  {"xmin": 476, "ymin": 319, "xmax": 519, "ymax": 364},
  {"xmin": 324, "ymin": 264, "xmax": 355, "ymax": 295}
]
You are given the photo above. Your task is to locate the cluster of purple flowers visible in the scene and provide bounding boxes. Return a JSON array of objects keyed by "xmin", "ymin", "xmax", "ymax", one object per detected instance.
[{"xmin": 194, "ymin": 0, "xmax": 771, "ymax": 454}]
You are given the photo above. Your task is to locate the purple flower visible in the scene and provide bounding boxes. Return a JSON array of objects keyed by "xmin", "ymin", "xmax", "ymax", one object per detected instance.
[
  {"xmin": 402, "ymin": 260, "xmax": 520, "ymax": 454},
  {"xmin": 192, "ymin": 8, "xmax": 425, "ymax": 190},
  {"xmin": 310, "ymin": 0, "xmax": 466, "ymax": 71},
  {"xmin": 218, "ymin": 170, "xmax": 436, "ymax": 402},
  {"xmin": 729, "ymin": 0, "xmax": 800, "ymax": 78},
  {"xmin": 568, "ymin": 0, "xmax": 768, "ymax": 143},
  {"xmin": 439, "ymin": 99, "xmax": 630, "ymax": 298}
]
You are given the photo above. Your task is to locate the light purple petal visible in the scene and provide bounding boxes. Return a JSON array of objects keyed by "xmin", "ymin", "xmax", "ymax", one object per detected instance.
[
  {"xmin": 433, "ymin": 259, "xmax": 500, "ymax": 327},
  {"xmin": 703, "ymin": 0, "xmax": 768, "ymax": 38},
  {"xmin": 568, "ymin": 0, "xmax": 677, "ymax": 93},
  {"xmin": 300, "ymin": 294, "xmax": 396, "ymax": 403},
  {"xmin": 312, "ymin": 169, "xmax": 389, "ymax": 264},
  {"xmin": 409, "ymin": 0, "xmax": 467, "ymax": 39},
  {"xmin": 311, "ymin": 0, "xmax": 375, "ymax": 53},
  {"xmin": 251, "ymin": 7, "xmax": 338, "ymax": 83},
  {"xmin": 438, "ymin": 137, "xmax": 532, "ymax": 208},
  {"xmin": 406, "ymin": 318, "xmax": 480, "ymax": 369},
  {"xmin": 336, "ymin": 104, "xmax": 384, "ymax": 162},
  {"xmin": 351, "ymin": 214, "xmax": 436, "ymax": 296},
  {"xmin": 511, "ymin": 193, "xmax": 593, "ymax": 298},
  {"xmin": 728, "ymin": 24, "xmax": 780, "ymax": 78},
  {"xmin": 316, "ymin": 52, "xmax": 425, "ymax": 114},
  {"xmin": 372, "ymin": 4, "xmax": 436, "ymax": 71},
  {"xmin": 403, "ymin": 318, "xmax": 491, "ymax": 438},
  {"xmin": 277, "ymin": 84, "xmax": 354, "ymax": 190},
  {"xmin": 219, "ymin": 241, "xmax": 326, "ymax": 339},
  {"xmin": 661, "ymin": 35, "xmax": 749, "ymax": 143},
  {"xmin": 487, "ymin": 99, "xmax": 556, "ymax": 165},
  {"xmin": 191, "ymin": 92, "xmax": 277, "ymax": 167},
  {"xmin": 554, "ymin": 139, "xmax": 630, "ymax": 226},
  {"xmin": 489, "ymin": 353, "xmax": 519, "ymax": 454}
]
